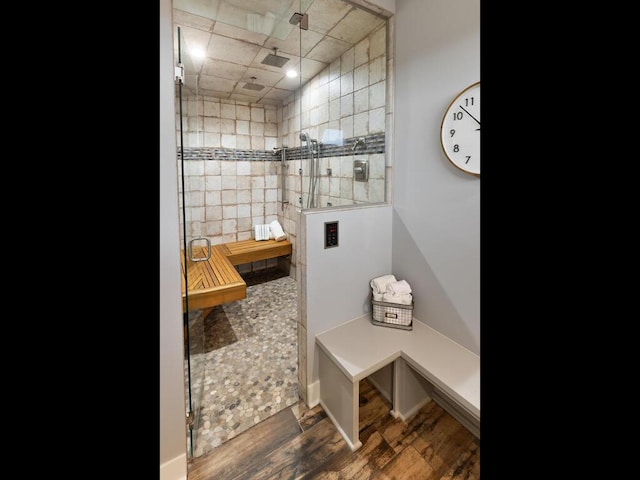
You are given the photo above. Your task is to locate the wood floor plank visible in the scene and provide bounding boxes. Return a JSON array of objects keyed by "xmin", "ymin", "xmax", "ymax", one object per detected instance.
[
  {"xmin": 186, "ymin": 381, "xmax": 481, "ymax": 480},
  {"xmin": 291, "ymin": 402, "xmax": 327, "ymax": 431},
  {"xmin": 244, "ymin": 418, "xmax": 345, "ymax": 480},
  {"xmin": 377, "ymin": 400, "xmax": 444, "ymax": 453},
  {"xmin": 439, "ymin": 438, "xmax": 480, "ymax": 480},
  {"xmin": 187, "ymin": 407, "xmax": 302, "ymax": 480},
  {"xmin": 409, "ymin": 409, "xmax": 476, "ymax": 477},
  {"xmin": 300, "ymin": 424, "xmax": 397, "ymax": 480},
  {"xmin": 358, "ymin": 379, "xmax": 393, "ymax": 433},
  {"xmin": 372, "ymin": 444, "xmax": 436, "ymax": 479}
]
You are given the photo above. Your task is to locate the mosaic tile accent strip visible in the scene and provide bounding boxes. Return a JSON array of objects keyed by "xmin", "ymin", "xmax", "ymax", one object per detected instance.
[{"xmin": 178, "ymin": 132, "xmax": 385, "ymax": 162}]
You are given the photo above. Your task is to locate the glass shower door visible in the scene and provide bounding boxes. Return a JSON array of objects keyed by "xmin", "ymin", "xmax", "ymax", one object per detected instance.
[{"xmin": 175, "ymin": 25, "xmax": 206, "ymax": 460}]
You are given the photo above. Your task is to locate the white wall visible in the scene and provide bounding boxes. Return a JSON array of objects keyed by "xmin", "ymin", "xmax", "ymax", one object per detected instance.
[
  {"xmin": 393, "ymin": 0, "xmax": 480, "ymax": 354},
  {"xmin": 302, "ymin": 204, "xmax": 392, "ymax": 391},
  {"xmin": 160, "ymin": 0, "xmax": 188, "ymax": 478}
]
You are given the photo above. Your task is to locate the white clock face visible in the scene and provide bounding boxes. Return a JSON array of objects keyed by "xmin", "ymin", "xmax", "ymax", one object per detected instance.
[{"xmin": 440, "ymin": 82, "xmax": 480, "ymax": 176}]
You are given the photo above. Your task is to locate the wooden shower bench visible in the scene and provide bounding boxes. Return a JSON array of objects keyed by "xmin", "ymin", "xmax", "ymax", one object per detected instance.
[{"xmin": 181, "ymin": 239, "xmax": 292, "ymax": 311}]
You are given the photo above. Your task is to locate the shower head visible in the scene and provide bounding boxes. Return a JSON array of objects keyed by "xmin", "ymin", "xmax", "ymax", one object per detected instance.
[
  {"xmin": 243, "ymin": 76, "xmax": 265, "ymax": 91},
  {"xmin": 261, "ymin": 47, "xmax": 290, "ymax": 68}
]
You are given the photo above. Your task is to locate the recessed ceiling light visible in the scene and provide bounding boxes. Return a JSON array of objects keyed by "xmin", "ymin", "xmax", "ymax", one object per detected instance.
[
  {"xmin": 189, "ymin": 47, "xmax": 205, "ymax": 59},
  {"xmin": 286, "ymin": 69, "xmax": 297, "ymax": 78}
]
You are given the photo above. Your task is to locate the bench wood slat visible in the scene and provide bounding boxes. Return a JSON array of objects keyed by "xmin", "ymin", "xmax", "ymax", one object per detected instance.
[
  {"xmin": 222, "ymin": 239, "xmax": 292, "ymax": 266},
  {"xmin": 180, "ymin": 238, "xmax": 292, "ymax": 311}
]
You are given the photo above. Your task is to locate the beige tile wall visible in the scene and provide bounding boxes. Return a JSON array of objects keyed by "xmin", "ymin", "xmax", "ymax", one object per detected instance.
[{"xmin": 175, "ymin": 22, "xmax": 388, "ymax": 279}]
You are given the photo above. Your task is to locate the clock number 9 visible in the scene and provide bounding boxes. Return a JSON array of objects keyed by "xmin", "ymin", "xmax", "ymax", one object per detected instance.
[{"xmin": 449, "ymin": 129, "xmax": 455, "ymax": 137}]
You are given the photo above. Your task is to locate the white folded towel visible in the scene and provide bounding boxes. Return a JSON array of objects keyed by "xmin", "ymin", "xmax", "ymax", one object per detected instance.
[
  {"xmin": 270, "ymin": 220, "xmax": 287, "ymax": 241},
  {"xmin": 382, "ymin": 292, "xmax": 413, "ymax": 305},
  {"xmin": 386, "ymin": 280, "xmax": 412, "ymax": 296},
  {"xmin": 370, "ymin": 274, "xmax": 397, "ymax": 294},
  {"xmin": 372, "ymin": 292, "xmax": 384, "ymax": 301},
  {"xmin": 254, "ymin": 224, "xmax": 270, "ymax": 241}
]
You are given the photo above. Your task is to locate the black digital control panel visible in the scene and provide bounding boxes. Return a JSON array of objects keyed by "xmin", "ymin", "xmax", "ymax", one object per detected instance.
[{"xmin": 324, "ymin": 221, "xmax": 338, "ymax": 248}]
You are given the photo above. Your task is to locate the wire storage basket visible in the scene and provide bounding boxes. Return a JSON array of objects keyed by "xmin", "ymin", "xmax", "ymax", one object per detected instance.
[{"xmin": 371, "ymin": 299, "xmax": 413, "ymax": 330}]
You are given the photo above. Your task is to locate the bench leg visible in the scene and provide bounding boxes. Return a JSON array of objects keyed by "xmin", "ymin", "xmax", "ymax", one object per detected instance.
[
  {"xmin": 391, "ymin": 357, "xmax": 434, "ymax": 421},
  {"xmin": 318, "ymin": 348, "xmax": 363, "ymax": 451}
]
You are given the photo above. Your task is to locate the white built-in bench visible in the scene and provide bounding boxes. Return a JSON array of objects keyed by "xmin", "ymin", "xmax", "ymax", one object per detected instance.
[{"xmin": 315, "ymin": 315, "xmax": 480, "ymax": 451}]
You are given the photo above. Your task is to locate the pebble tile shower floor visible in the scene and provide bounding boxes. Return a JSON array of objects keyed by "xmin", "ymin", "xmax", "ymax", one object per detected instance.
[{"xmin": 186, "ymin": 269, "xmax": 299, "ymax": 458}]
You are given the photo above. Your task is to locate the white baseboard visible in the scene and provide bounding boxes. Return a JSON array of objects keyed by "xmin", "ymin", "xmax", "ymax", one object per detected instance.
[
  {"xmin": 394, "ymin": 396, "xmax": 432, "ymax": 422},
  {"xmin": 160, "ymin": 453, "xmax": 187, "ymax": 480},
  {"xmin": 307, "ymin": 380, "xmax": 320, "ymax": 407}
]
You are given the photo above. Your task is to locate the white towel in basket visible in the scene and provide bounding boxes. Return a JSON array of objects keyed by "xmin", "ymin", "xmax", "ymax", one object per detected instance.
[
  {"xmin": 386, "ymin": 279, "xmax": 412, "ymax": 296},
  {"xmin": 382, "ymin": 292, "xmax": 413, "ymax": 305},
  {"xmin": 370, "ymin": 274, "xmax": 397, "ymax": 294}
]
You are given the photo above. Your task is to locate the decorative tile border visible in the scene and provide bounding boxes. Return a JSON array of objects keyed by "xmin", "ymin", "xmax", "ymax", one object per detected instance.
[{"xmin": 178, "ymin": 132, "xmax": 385, "ymax": 162}]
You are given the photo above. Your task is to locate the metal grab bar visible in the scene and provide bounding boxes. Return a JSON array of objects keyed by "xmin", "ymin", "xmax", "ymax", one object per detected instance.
[{"xmin": 188, "ymin": 237, "xmax": 211, "ymax": 262}]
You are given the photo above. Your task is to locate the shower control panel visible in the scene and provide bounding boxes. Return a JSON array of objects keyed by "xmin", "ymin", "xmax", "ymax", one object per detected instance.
[{"xmin": 324, "ymin": 221, "xmax": 339, "ymax": 248}]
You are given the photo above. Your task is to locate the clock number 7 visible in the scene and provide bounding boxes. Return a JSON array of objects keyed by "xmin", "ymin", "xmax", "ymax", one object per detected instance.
[{"xmin": 465, "ymin": 156, "xmax": 471, "ymax": 164}]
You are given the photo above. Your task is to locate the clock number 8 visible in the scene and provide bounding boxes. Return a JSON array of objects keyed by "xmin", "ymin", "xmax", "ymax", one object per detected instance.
[{"xmin": 453, "ymin": 144, "xmax": 459, "ymax": 153}]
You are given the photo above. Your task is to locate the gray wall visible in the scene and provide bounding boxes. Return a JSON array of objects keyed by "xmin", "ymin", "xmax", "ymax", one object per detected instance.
[{"xmin": 393, "ymin": 0, "xmax": 480, "ymax": 354}]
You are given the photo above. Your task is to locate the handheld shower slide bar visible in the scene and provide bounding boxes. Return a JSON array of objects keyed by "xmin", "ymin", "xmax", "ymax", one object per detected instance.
[{"xmin": 300, "ymin": 132, "xmax": 320, "ymax": 208}]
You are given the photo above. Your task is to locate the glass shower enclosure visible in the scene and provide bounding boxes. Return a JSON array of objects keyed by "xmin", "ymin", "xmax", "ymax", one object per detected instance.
[{"xmin": 172, "ymin": 0, "xmax": 388, "ymax": 459}]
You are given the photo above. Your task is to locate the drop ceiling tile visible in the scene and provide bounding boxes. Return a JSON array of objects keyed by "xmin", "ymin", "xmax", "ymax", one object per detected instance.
[
  {"xmin": 206, "ymin": 34, "xmax": 262, "ymax": 65},
  {"xmin": 262, "ymin": 88, "xmax": 294, "ymax": 102},
  {"xmin": 213, "ymin": 21, "xmax": 268, "ymax": 46},
  {"xmin": 275, "ymin": 75, "xmax": 302, "ymax": 91},
  {"xmin": 173, "ymin": 9, "xmax": 215, "ymax": 32},
  {"xmin": 327, "ymin": 8, "xmax": 384, "ymax": 45},
  {"xmin": 266, "ymin": 26, "xmax": 325, "ymax": 58},
  {"xmin": 301, "ymin": 57, "xmax": 327, "ymax": 80},
  {"xmin": 306, "ymin": 36, "xmax": 352, "ymax": 64},
  {"xmin": 202, "ymin": 59, "xmax": 248, "ymax": 80},
  {"xmin": 244, "ymin": 67, "xmax": 286, "ymax": 87},
  {"xmin": 306, "ymin": 0, "xmax": 352, "ymax": 35},
  {"xmin": 198, "ymin": 75, "xmax": 238, "ymax": 93}
]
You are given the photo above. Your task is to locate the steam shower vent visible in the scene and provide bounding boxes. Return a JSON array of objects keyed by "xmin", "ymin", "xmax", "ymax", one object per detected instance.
[{"xmin": 261, "ymin": 47, "xmax": 290, "ymax": 68}]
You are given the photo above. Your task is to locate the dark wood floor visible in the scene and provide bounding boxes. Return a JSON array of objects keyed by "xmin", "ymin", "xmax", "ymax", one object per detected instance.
[{"xmin": 187, "ymin": 377, "xmax": 480, "ymax": 479}]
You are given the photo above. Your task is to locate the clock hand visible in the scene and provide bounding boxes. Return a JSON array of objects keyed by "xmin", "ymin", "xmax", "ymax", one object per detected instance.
[{"xmin": 459, "ymin": 105, "xmax": 480, "ymax": 126}]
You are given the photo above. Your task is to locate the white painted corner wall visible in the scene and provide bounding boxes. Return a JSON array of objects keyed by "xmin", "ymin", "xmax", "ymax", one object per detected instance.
[{"xmin": 302, "ymin": 204, "xmax": 392, "ymax": 388}]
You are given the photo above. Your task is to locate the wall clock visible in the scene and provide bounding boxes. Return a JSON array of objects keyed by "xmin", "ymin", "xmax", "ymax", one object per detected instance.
[{"xmin": 440, "ymin": 81, "xmax": 480, "ymax": 177}]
